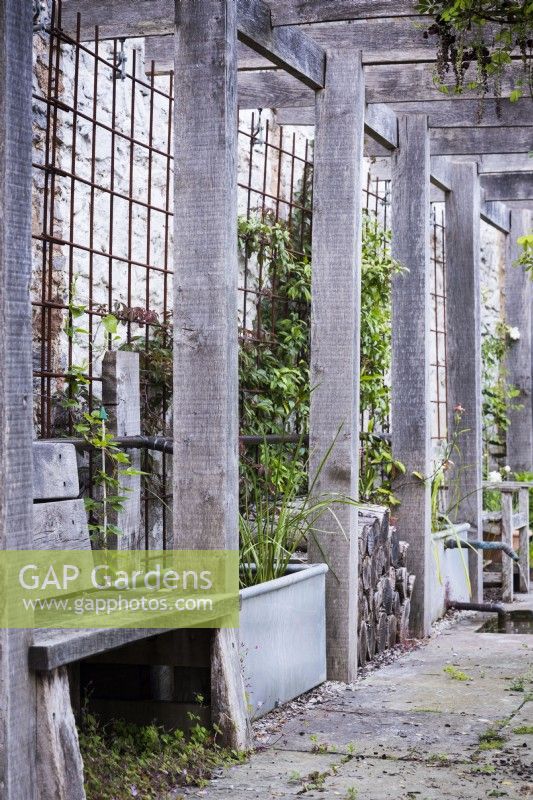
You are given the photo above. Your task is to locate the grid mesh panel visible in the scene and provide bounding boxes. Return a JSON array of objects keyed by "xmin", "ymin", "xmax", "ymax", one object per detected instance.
[
  {"xmin": 429, "ymin": 203, "xmax": 449, "ymax": 443},
  {"xmin": 32, "ymin": 2, "xmax": 174, "ymax": 546}
]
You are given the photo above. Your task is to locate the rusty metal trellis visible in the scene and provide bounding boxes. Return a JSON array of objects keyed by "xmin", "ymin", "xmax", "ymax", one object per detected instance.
[
  {"xmin": 429, "ymin": 203, "xmax": 449, "ymax": 443},
  {"xmin": 32, "ymin": 0, "xmax": 174, "ymax": 548}
]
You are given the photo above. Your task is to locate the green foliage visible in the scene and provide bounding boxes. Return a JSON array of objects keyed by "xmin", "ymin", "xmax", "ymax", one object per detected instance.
[
  {"xmin": 74, "ymin": 409, "xmax": 143, "ymax": 544},
  {"xmin": 79, "ymin": 712, "xmax": 245, "ymax": 800},
  {"xmin": 417, "ymin": 0, "xmax": 533, "ymax": 103},
  {"xmin": 239, "ymin": 432, "xmax": 358, "ymax": 588},
  {"xmin": 443, "ymin": 664, "xmax": 471, "ymax": 681},
  {"xmin": 61, "ymin": 283, "xmax": 137, "ymax": 545},
  {"xmin": 516, "ymin": 232, "xmax": 533, "ymax": 275},
  {"xmin": 481, "ymin": 321, "xmax": 520, "ymax": 462},
  {"xmin": 238, "ymin": 215, "xmax": 310, "ymax": 433},
  {"xmin": 238, "ymin": 213, "xmax": 405, "ymax": 504}
]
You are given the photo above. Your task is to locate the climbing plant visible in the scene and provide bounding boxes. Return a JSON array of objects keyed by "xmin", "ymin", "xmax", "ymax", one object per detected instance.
[
  {"xmin": 417, "ymin": 0, "xmax": 533, "ymax": 104},
  {"xmin": 516, "ymin": 232, "xmax": 533, "ymax": 274},
  {"xmin": 57, "ymin": 282, "xmax": 142, "ymax": 545},
  {"xmin": 481, "ymin": 320, "xmax": 520, "ymax": 467},
  {"xmin": 237, "ymin": 212, "xmax": 405, "ymax": 504}
]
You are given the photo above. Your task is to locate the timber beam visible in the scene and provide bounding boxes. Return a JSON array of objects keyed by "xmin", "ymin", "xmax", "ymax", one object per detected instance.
[
  {"xmin": 277, "ymin": 99, "xmax": 533, "ymax": 129},
  {"xmin": 481, "ymin": 172, "xmax": 533, "ymax": 202},
  {"xmin": 61, "ymin": 0, "xmax": 326, "ymax": 89}
]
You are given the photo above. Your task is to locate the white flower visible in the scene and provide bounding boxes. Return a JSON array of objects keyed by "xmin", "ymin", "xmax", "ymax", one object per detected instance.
[
  {"xmin": 488, "ymin": 470, "xmax": 502, "ymax": 483},
  {"xmin": 503, "ymin": 465, "xmax": 511, "ymax": 474},
  {"xmin": 508, "ymin": 326, "xmax": 521, "ymax": 341}
]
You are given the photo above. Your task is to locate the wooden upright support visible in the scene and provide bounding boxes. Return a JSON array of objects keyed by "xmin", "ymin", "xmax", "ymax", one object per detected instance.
[
  {"xmin": 505, "ymin": 209, "xmax": 533, "ymax": 473},
  {"xmin": 173, "ymin": 0, "xmax": 250, "ymax": 749},
  {"xmin": 102, "ymin": 350, "xmax": 142, "ymax": 550},
  {"xmin": 0, "ymin": 1, "xmax": 37, "ymax": 796},
  {"xmin": 445, "ymin": 162, "xmax": 483, "ymax": 602},
  {"xmin": 309, "ymin": 50, "xmax": 364, "ymax": 682},
  {"xmin": 391, "ymin": 114, "xmax": 432, "ymax": 638}
]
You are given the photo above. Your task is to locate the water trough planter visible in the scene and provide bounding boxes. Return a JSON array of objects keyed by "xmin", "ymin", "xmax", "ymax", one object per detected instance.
[
  {"xmin": 430, "ymin": 522, "xmax": 472, "ymax": 622},
  {"xmin": 239, "ymin": 562, "xmax": 328, "ymax": 719}
]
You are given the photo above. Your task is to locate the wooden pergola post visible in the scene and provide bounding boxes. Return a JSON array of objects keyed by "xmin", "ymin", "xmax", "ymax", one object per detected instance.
[
  {"xmin": 445, "ymin": 162, "xmax": 483, "ymax": 602},
  {"xmin": 0, "ymin": 0, "xmax": 36, "ymax": 796},
  {"xmin": 391, "ymin": 114, "xmax": 432, "ymax": 638},
  {"xmin": 172, "ymin": 0, "xmax": 250, "ymax": 748},
  {"xmin": 309, "ymin": 50, "xmax": 364, "ymax": 682},
  {"xmin": 505, "ymin": 209, "xmax": 533, "ymax": 473}
]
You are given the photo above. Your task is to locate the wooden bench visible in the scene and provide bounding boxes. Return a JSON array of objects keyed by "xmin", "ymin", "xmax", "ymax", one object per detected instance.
[{"xmin": 483, "ymin": 480, "xmax": 531, "ymax": 602}]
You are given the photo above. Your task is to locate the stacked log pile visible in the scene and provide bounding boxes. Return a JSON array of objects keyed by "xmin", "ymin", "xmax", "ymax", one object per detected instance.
[{"xmin": 358, "ymin": 506, "xmax": 415, "ymax": 666}]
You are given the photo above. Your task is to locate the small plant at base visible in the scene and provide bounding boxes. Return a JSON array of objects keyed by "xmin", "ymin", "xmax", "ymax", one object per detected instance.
[
  {"xmin": 78, "ymin": 712, "xmax": 246, "ymax": 800},
  {"xmin": 513, "ymin": 725, "xmax": 533, "ymax": 735},
  {"xmin": 443, "ymin": 664, "xmax": 471, "ymax": 681},
  {"xmin": 478, "ymin": 729, "xmax": 506, "ymax": 751},
  {"xmin": 309, "ymin": 734, "xmax": 331, "ymax": 754},
  {"xmin": 344, "ymin": 787, "xmax": 359, "ymax": 800}
]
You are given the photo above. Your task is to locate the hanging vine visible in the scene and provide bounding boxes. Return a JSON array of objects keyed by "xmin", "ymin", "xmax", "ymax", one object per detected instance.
[{"xmin": 417, "ymin": 1, "xmax": 533, "ymax": 108}]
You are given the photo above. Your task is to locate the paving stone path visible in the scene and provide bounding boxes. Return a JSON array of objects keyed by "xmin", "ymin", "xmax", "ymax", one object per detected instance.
[{"xmin": 189, "ymin": 602, "xmax": 533, "ymax": 799}]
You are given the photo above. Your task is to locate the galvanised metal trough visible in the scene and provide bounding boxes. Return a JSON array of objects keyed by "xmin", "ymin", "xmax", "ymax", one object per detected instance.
[
  {"xmin": 239, "ymin": 563, "xmax": 328, "ymax": 719},
  {"xmin": 430, "ymin": 523, "xmax": 472, "ymax": 622}
]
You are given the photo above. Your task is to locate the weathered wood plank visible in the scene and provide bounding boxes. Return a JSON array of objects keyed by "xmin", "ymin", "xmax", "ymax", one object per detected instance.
[
  {"xmin": 384, "ymin": 98, "xmax": 533, "ymax": 127},
  {"xmin": 501, "ymin": 491, "xmax": 514, "ymax": 602},
  {"xmin": 102, "ymin": 350, "xmax": 142, "ymax": 550},
  {"xmin": 0, "ymin": 1, "xmax": 37, "ymax": 796},
  {"xmin": 237, "ymin": 0, "xmax": 325, "ymax": 88},
  {"xmin": 364, "ymin": 62, "xmax": 527, "ymax": 104},
  {"xmin": 173, "ymin": 0, "xmax": 250, "ymax": 750},
  {"xmin": 391, "ymin": 115, "xmax": 432, "ymax": 638},
  {"xmin": 292, "ymin": 18, "xmax": 525, "ymax": 65},
  {"xmin": 517, "ymin": 488, "xmax": 530, "ymax": 594},
  {"xmin": 236, "ymin": 63, "xmax": 528, "ymax": 109},
  {"xmin": 445, "ymin": 162, "xmax": 483, "ymax": 602},
  {"xmin": 173, "ymin": 0, "xmax": 238, "ymax": 549},
  {"xmin": 481, "ymin": 172, "xmax": 533, "ymax": 201},
  {"xmin": 309, "ymin": 50, "xmax": 364, "ymax": 681},
  {"xmin": 299, "ymin": 16, "xmax": 433, "ymax": 58},
  {"xmin": 270, "ymin": 0, "xmax": 417, "ymax": 25},
  {"xmin": 480, "ymin": 201, "xmax": 511, "ymax": 233},
  {"xmin": 477, "ymin": 154, "xmax": 533, "ymax": 174},
  {"xmin": 430, "ymin": 127, "xmax": 533, "ymax": 156},
  {"xmin": 36, "ymin": 668, "xmax": 86, "ymax": 800},
  {"xmin": 145, "ymin": 35, "xmax": 273, "ymax": 72},
  {"xmin": 61, "ymin": 0, "xmax": 326, "ymax": 88},
  {"xmin": 30, "ymin": 628, "xmax": 174, "ymax": 671},
  {"xmin": 237, "ymin": 69, "xmax": 315, "ymax": 110},
  {"xmin": 505, "ymin": 200, "xmax": 533, "ymax": 211},
  {"xmin": 365, "ymin": 103, "xmax": 398, "ymax": 150},
  {"xmin": 505, "ymin": 209, "xmax": 533, "ymax": 473},
  {"xmin": 33, "ymin": 441, "xmax": 79, "ymax": 501},
  {"xmin": 33, "ymin": 499, "xmax": 91, "ymax": 550},
  {"xmin": 275, "ymin": 103, "xmax": 398, "ymax": 150}
]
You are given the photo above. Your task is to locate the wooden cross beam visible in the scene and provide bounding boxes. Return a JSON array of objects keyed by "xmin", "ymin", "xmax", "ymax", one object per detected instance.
[
  {"xmin": 277, "ymin": 99, "xmax": 533, "ymax": 129},
  {"xmin": 277, "ymin": 17, "xmax": 526, "ymax": 66},
  {"xmin": 481, "ymin": 172, "xmax": 533, "ymax": 201},
  {"xmin": 61, "ymin": 0, "xmax": 326, "ymax": 89},
  {"xmin": 232, "ymin": 64, "xmax": 529, "ymax": 110},
  {"xmin": 269, "ymin": 0, "xmax": 417, "ymax": 25},
  {"xmin": 274, "ymin": 107, "xmax": 532, "ymax": 157}
]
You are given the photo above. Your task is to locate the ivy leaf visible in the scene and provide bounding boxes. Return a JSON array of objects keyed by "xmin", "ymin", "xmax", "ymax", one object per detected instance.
[{"xmin": 103, "ymin": 314, "xmax": 119, "ymax": 335}]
